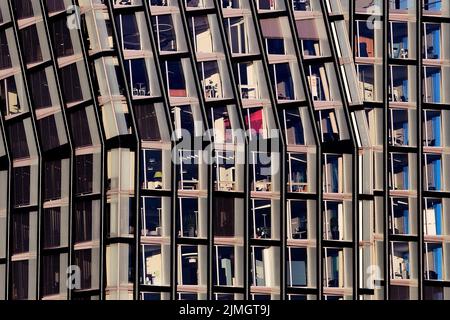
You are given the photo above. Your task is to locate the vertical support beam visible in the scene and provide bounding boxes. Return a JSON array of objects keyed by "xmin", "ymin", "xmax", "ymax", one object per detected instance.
[
  {"xmin": 319, "ymin": 0, "xmax": 360, "ymax": 300},
  {"xmin": 382, "ymin": 0, "xmax": 390, "ymax": 300},
  {"xmin": 247, "ymin": 1, "xmax": 287, "ymax": 300},
  {"xmin": 7, "ymin": 0, "xmax": 44, "ymax": 300},
  {"xmin": 283, "ymin": 0, "xmax": 324, "ymax": 300},
  {"xmin": 417, "ymin": 0, "xmax": 424, "ymax": 301},
  {"xmin": 212, "ymin": 0, "xmax": 251, "ymax": 300},
  {"xmin": 104, "ymin": 0, "xmax": 141, "ymax": 299},
  {"xmin": 141, "ymin": 0, "xmax": 178, "ymax": 300},
  {"xmin": 38, "ymin": 0, "xmax": 75, "ymax": 300}
]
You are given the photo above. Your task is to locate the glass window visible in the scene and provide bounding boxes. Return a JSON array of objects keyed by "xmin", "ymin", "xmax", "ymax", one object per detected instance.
[
  {"xmin": 424, "ymin": 242, "xmax": 443, "ymax": 280},
  {"xmin": 390, "ymin": 242, "xmax": 412, "ymax": 280},
  {"xmin": 355, "ymin": 20, "xmax": 374, "ymax": 58},
  {"xmin": 281, "ymin": 108, "xmax": 305, "ymax": 145},
  {"xmin": 389, "ymin": 108, "xmax": 409, "ymax": 146},
  {"xmin": 163, "ymin": 60, "xmax": 187, "ymax": 97},
  {"xmin": 389, "ymin": 153, "xmax": 410, "ymax": 191},
  {"xmin": 323, "ymin": 154, "xmax": 340, "ymax": 193},
  {"xmin": 261, "ymin": 19, "xmax": 285, "ymax": 54},
  {"xmin": 74, "ymin": 200, "xmax": 93, "ymax": 243},
  {"xmin": 251, "ymin": 199, "xmax": 271, "ymax": 239},
  {"xmin": 134, "ymin": 104, "xmax": 161, "ymax": 141},
  {"xmin": 423, "ymin": 110, "xmax": 441, "ymax": 147},
  {"xmin": 424, "ymin": 153, "xmax": 442, "ymax": 191},
  {"xmin": 179, "ymin": 150, "xmax": 199, "ymax": 190},
  {"xmin": 288, "ymin": 153, "xmax": 307, "ymax": 192},
  {"xmin": 389, "ymin": 65, "xmax": 411, "ymax": 102},
  {"xmin": 245, "ymin": 107, "xmax": 267, "ymax": 140},
  {"xmin": 213, "ymin": 246, "xmax": 236, "ymax": 286},
  {"xmin": 74, "ymin": 249, "xmax": 95, "ymax": 290},
  {"xmin": 116, "ymin": 14, "xmax": 141, "ymax": 50},
  {"xmin": 270, "ymin": 63, "xmax": 295, "ymax": 100},
  {"xmin": 323, "ymin": 201, "xmax": 344, "ymax": 240},
  {"xmin": 140, "ymin": 244, "xmax": 168, "ymax": 286},
  {"xmin": 423, "ymin": 66, "xmax": 442, "ymax": 103},
  {"xmin": 42, "ymin": 208, "xmax": 61, "ymax": 248},
  {"xmin": 424, "ymin": 198, "xmax": 443, "ymax": 236},
  {"xmin": 287, "ymin": 247, "xmax": 307, "ymax": 287},
  {"xmin": 20, "ymin": 24, "xmax": 47, "ymax": 65},
  {"xmin": 423, "ymin": 23, "xmax": 441, "ymax": 60},
  {"xmin": 8, "ymin": 122, "xmax": 29, "ymax": 159},
  {"xmin": 178, "ymin": 198, "xmax": 199, "ymax": 238},
  {"xmin": 70, "ymin": 108, "xmax": 93, "ymax": 148},
  {"xmin": 11, "ymin": 260, "xmax": 31, "ymax": 300},
  {"xmin": 318, "ymin": 109, "xmax": 340, "ymax": 142},
  {"xmin": 41, "ymin": 254, "xmax": 62, "ymax": 297},
  {"xmin": 179, "ymin": 245, "xmax": 199, "ymax": 285},
  {"xmin": 29, "ymin": 69, "xmax": 53, "ymax": 109},
  {"xmin": 390, "ymin": 198, "xmax": 411, "ymax": 235},
  {"xmin": 323, "ymin": 248, "xmax": 346, "ymax": 288},
  {"xmin": 288, "ymin": 200, "xmax": 307, "ymax": 240},
  {"xmin": 214, "ymin": 150, "xmax": 237, "ymax": 192},
  {"xmin": 44, "ymin": 160, "xmax": 62, "ymax": 201},
  {"xmin": 50, "ymin": 15, "xmax": 75, "ymax": 58},
  {"xmin": 13, "ymin": 166, "xmax": 31, "ymax": 207},
  {"xmin": 152, "ymin": 15, "xmax": 178, "ymax": 52},
  {"xmin": 251, "ymin": 151, "xmax": 272, "ymax": 192},
  {"xmin": 141, "ymin": 149, "xmax": 163, "ymax": 190},
  {"xmin": 60, "ymin": 63, "xmax": 84, "ymax": 104},
  {"xmin": 75, "ymin": 154, "xmax": 94, "ymax": 195},
  {"xmin": 198, "ymin": 61, "xmax": 225, "ymax": 99},
  {"xmin": 141, "ymin": 197, "xmax": 163, "ymax": 237},
  {"xmin": 389, "ymin": 22, "xmax": 409, "ymax": 59},
  {"xmin": 213, "ymin": 197, "xmax": 235, "ymax": 237},
  {"xmin": 125, "ymin": 59, "xmax": 151, "ymax": 98},
  {"xmin": 11, "ymin": 212, "xmax": 31, "ymax": 254},
  {"xmin": 0, "ymin": 75, "xmax": 24, "ymax": 116}
]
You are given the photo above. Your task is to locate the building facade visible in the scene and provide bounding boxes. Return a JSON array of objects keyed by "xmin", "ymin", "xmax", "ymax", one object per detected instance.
[{"xmin": 0, "ymin": 0, "xmax": 448, "ymax": 300}]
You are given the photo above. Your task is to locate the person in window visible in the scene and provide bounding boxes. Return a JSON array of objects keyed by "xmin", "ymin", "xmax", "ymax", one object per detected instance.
[{"xmin": 330, "ymin": 216, "xmax": 339, "ymax": 240}]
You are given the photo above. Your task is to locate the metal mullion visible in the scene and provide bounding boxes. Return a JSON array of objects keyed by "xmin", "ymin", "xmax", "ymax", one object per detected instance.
[
  {"xmin": 212, "ymin": 0, "xmax": 251, "ymax": 300},
  {"xmin": 65, "ymin": 5, "xmax": 109, "ymax": 291},
  {"xmin": 247, "ymin": 1, "xmax": 287, "ymax": 300},
  {"xmin": 176, "ymin": 0, "xmax": 214, "ymax": 300},
  {"xmin": 0, "ymin": 83, "xmax": 12, "ymax": 301},
  {"xmin": 417, "ymin": 1, "xmax": 424, "ymax": 301},
  {"xmin": 283, "ymin": 0, "xmax": 323, "ymax": 300},
  {"xmin": 318, "ymin": 0, "xmax": 360, "ymax": 300},
  {"xmin": 382, "ymin": 0, "xmax": 390, "ymax": 301},
  {"xmin": 38, "ymin": 0, "xmax": 76, "ymax": 300},
  {"xmin": 104, "ymin": 0, "xmax": 141, "ymax": 300},
  {"xmin": 206, "ymin": 1, "xmax": 250, "ymax": 299},
  {"xmin": 6, "ymin": 0, "xmax": 45, "ymax": 301}
]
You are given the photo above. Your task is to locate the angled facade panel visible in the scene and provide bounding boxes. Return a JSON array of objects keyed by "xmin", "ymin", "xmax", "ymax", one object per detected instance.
[{"xmin": 0, "ymin": 0, "xmax": 448, "ymax": 301}]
